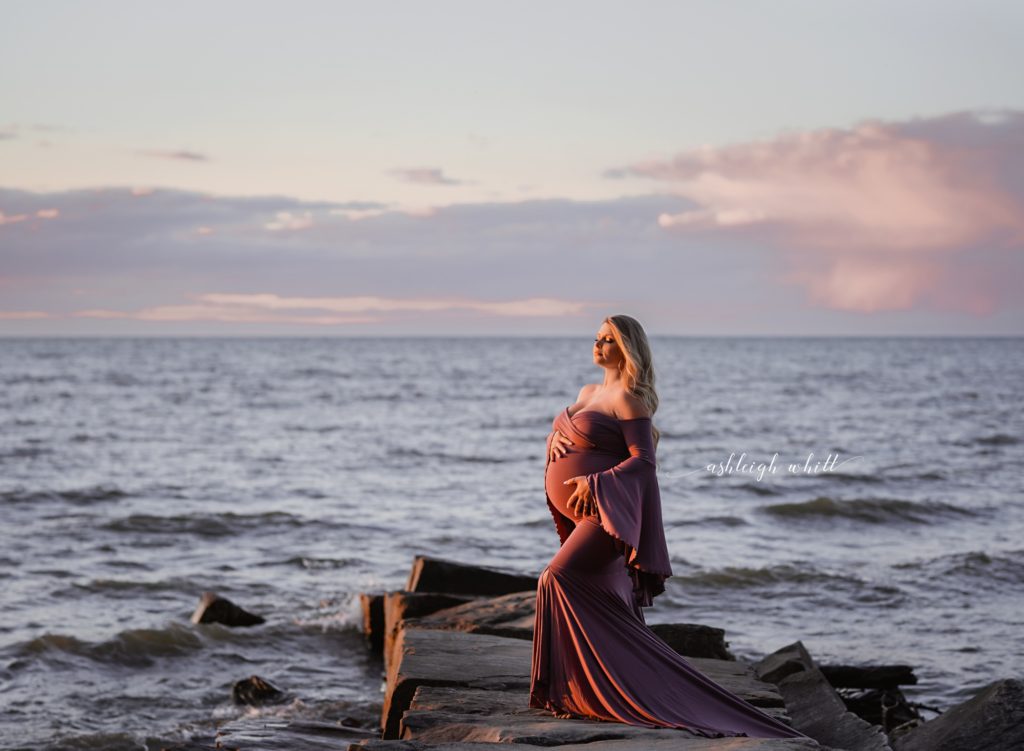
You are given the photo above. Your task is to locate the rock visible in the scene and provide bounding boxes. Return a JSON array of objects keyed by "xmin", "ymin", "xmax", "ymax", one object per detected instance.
[
  {"xmin": 684, "ymin": 657, "xmax": 787, "ymax": 708},
  {"xmin": 213, "ymin": 717, "xmax": 377, "ymax": 749},
  {"xmin": 352, "ymin": 740, "xmax": 826, "ymax": 751},
  {"xmin": 190, "ymin": 591, "xmax": 265, "ymax": 627},
  {"xmin": 231, "ymin": 675, "xmax": 288, "ymax": 706},
  {"xmin": 157, "ymin": 739, "xmax": 217, "ymax": 750},
  {"xmin": 818, "ymin": 664, "xmax": 917, "ymax": 689},
  {"xmin": 383, "ymin": 590, "xmax": 476, "ymax": 668},
  {"xmin": 361, "ymin": 592, "xmax": 386, "ymax": 654},
  {"xmin": 755, "ymin": 641, "xmax": 892, "ymax": 751},
  {"xmin": 756, "ymin": 651, "xmax": 807, "ymax": 685},
  {"xmin": 405, "ymin": 555, "xmax": 538, "ymax": 597},
  {"xmin": 381, "ymin": 626, "xmax": 532, "ymax": 739},
  {"xmin": 837, "ymin": 686, "xmax": 921, "ymax": 731},
  {"xmin": 396, "ymin": 685, "xmax": 821, "ymax": 748},
  {"xmin": 391, "ymin": 589, "xmax": 735, "ymax": 660},
  {"xmin": 381, "ymin": 624, "xmax": 793, "ymax": 741},
  {"xmin": 398, "ymin": 590, "xmax": 536, "ymax": 640},
  {"xmin": 891, "ymin": 678, "xmax": 1024, "ymax": 751},
  {"xmin": 649, "ymin": 622, "xmax": 737, "ymax": 661}
]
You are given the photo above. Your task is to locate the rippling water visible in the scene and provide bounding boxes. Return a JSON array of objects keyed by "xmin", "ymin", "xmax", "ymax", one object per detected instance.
[{"xmin": 1, "ymin": 336, "xmax": 1021, "ymax": 749}]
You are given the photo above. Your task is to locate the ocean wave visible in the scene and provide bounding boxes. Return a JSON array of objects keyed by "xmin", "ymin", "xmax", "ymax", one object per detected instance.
[
  {"xmin": 42, "ymin": 730, "xmax": 158, "ymax": 751},
  {"xmin": 671, "ymin": 561, "xmax": 888, "ymax": 590},
  {"xmin": 52, "ymin": 576, "xmax": 199, "ymax": 599},
  {"xmin": 974, "ymin": 433, "xmax": 1019, "ymax": 446},
  {"xmin": 10, "ymin": 622, "xmax": 204, "ymax": 667},
  {"xmin": 287, "ymin": 366, "xmax": 353, "ymax": 380},
  {"xmin": 284, "ymin": 424, "xmax": 346, "ymax": 433},
  {"xmin": 0, "ymin": 445, "xmax": 54, "ymax": 460},
  {"xmin": 2, "ymin": 373, "xmax": 79, "ymax": 385},
  {"xmin": 101, "ymin": 511, "xmax": 306, "ymax": 537},
  {"xmin": 282, "ymin": 556, "xmax": 358, "ymax": 570},
  {"xmin": 669, "ymin": 514, "xmax": 749, "ymax": 528},
  {"xmin": 0, "ymin": 484, "xmax": 127, "ymax": 505},
  {"xmin": 878, "ymin": 463, "xmax": 948, "ymax": 481},
  {"xmin": 817, "ymin": 471, "xmax": 885, "ymax": 484},
  {"xmin": 894, "ymin": 548, "xmax": 1024, "ymax": 587},
  {"xmin": 390, "ymin": 446, "xmax": 512, "ymax": 464},
  {"xmin": 69, "ymin": 431, "xmax": 120, "ymax": 443},
  {"xmin": 760, "ymin": 495, "xmax": 980, "ymax": 524},
  {"xmin": 736, "ymin": 481, "xmax": 782, "ymax": 496}
]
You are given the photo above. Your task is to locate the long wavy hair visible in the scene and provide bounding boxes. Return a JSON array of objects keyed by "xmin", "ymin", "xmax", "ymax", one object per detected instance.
[{"xmin": 605, "ymin": 314, "xmax": 660, "ymax": 452}]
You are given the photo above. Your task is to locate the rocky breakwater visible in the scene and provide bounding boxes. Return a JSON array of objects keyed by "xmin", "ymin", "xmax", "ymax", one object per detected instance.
[
  {"xmin": 354, "ymin": 554, "xmax": 901, "ymax": 750},
  {"xmin": 169, "ymin": 556, "xmax": 1023, "ymax": 750}
]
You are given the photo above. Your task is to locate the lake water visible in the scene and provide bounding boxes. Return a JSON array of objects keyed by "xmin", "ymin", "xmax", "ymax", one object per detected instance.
[{"xmin": 1, "ymin": 336, "xmax": 1021, "ymax": 749}]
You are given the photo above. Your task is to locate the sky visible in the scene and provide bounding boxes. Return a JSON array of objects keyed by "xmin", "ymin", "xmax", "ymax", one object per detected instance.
[{"xmin": 2, "ymin": 0, "xmax": 1023, "ymax": 336}]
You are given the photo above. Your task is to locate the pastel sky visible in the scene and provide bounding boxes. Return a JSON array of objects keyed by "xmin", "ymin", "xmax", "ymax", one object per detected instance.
[{"xmin": 2, "ymin": 0, "xmax": 1022, "ymax": 335}]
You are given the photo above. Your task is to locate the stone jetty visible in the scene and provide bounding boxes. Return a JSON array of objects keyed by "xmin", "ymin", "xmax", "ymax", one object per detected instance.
[{"xmin": 169, "ymin": 554, "xmax": 1024, "ymax": 750}]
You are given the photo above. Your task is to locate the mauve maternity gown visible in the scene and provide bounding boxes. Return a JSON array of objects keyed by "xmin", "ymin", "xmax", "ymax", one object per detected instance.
[{"xmin": 529, "ymin": 405, "xmax": 812, "ymax": 739}]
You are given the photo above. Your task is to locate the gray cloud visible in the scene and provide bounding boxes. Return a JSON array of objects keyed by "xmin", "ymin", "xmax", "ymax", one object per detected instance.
[
  {"xmin": 0, "ymin": 122, "xmax": 70, "ymax": 139},
  {"xmin": 135, "ymin": 149, "xmax": 211, "ymax": 162},
  {"xmin": 3, "ymin": 109, "xmax": 1023, "ymax": 335}
]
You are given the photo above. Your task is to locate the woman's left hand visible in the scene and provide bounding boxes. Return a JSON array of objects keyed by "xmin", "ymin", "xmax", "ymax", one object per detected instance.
[{"xmin": 563, "ymin": 476, "xmax": 597, "ymax": 518}]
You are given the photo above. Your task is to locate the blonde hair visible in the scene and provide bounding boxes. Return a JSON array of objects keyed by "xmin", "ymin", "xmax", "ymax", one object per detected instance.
[{"xmin": 605, "ymin": 314, "xmax": 660, "ymax": 451}]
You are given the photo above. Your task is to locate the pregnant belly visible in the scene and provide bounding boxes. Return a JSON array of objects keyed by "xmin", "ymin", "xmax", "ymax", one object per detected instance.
[{"xmin": 545, "ymin": 448, "xmax": 622, "ymax": 522}]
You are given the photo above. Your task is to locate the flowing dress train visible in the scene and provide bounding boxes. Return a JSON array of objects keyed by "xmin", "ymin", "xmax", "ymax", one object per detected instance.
[{"xmin": 529, "ymin": 406, "xmax": 812, "ymax": 740}]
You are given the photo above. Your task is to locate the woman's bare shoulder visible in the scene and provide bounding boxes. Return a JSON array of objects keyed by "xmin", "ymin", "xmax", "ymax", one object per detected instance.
[
  {"xmin": 575, "ymin": 383, "xmax": 599, "ymax": 402},
  {"xmin": 615, "ymin": 390, "xmax": 651, "ymax": 420}
]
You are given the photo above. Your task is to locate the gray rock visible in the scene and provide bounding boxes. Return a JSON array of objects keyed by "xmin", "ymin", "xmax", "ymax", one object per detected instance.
[
  {"xmin": 755, "ymin": 641, "xmax": 892, "ymax": 751},
  {"xmin": 684, "ymin": 657, "xmax": 787, "ymax": 708},
  {"xmin": 395, "ymin": 685, "xmax": 824, "ymax": 748},
  {"xmin": 352, "ymin": 740, "xmax": 827, "ymax": 751},
  {"xmin": 381, "ymin": 626, "xmax": 532, "ymax": 739},
  {"xmin": 818, "ymin": 664, "xmax": 917, "ymax": 689},
  {"xmin": 838, "ymin": 686, "xmax": 921, "ymax": 731},
  {"xmin": 383, "ymin": 590, "xmax": 476, "ymax": 669},
  {"xmin": 360, "ymin": 592, "xmax": 386, "ymax": 654},
  {"xmin": 891, "ymin": 678, "xmax": 1024, "ymax": 751},
  {"xmin": 405, "ymin": 555, "xmax": 538, "ymax": 597},
  {"xmin": 381, "ymin": 625, "xmax": 793, "ymax": 740},
  {"xmin": 399, "ymin": 590, "xmax": 536, "ymax": 641},
  {"xmin": 650, "ymin": 623, "xmax": 737, "ymax": 661},
  {"xmin": 231, "ymin": 674, "xmax": 287, "ymax": 706},
  {"xmin": 213, "ymin": 717, "xmax": 377, "ymax": 749},
  {"xmin": 189, "ymin": 591, "xmax": 265, "ymax": 627},
  {"xmin": 401, "ymin": 684, "xmax": 797, "ymax": 743},
  {"xmin": 394, "ymin": 589, "xmax": 736, "ymax": 662}
]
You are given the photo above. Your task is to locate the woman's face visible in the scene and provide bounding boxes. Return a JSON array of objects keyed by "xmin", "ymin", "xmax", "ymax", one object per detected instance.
[{"xmin": 593, "ymin": 323, "xmax": 625, "ymax": 370}]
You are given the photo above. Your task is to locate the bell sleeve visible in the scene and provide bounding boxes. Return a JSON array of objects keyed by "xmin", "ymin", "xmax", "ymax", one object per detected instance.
[{"xmin": 585, "ymin": 418, "xmax": 673, "ymax": 608}]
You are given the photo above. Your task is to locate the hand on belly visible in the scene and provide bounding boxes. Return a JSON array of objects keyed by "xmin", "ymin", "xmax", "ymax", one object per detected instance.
[{"xmin": 546, "ymin": 446, "xmax": 614, "ymax": 522}]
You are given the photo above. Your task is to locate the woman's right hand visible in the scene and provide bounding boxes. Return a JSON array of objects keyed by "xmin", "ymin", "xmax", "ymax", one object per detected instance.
[{"xmin": 548, "ymin": 428, "xmax": 574, "ymax": 462}]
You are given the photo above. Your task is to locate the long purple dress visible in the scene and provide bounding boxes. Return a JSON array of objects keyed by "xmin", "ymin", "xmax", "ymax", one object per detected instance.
[{"xmin": 529, "ymin": 405, "xmax": 812, "ymax": 739}]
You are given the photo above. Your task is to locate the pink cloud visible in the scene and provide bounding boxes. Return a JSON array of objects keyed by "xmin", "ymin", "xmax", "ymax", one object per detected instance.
[
  {"xmin": 389, "ymin": 167, "xmax": 464, "ymax": 186},
  {"xmin": 616, "ymin": 110, "xmax": 1024, "ymax": 314},
  {"xmin": 0, "ymin": 310, "xmax": 52, "ymax": 319},
  {"xmin": 198, "ymin": 293, "xmax": 584, "ymax": 316},
  {"xmin": 71, "ymin": 293, "xmax": 587, "ymax": 325},
  {"xmin": 0, "ymin": 211, "xmax": 29, "ymax": 226},
  {"xmin": 264, "ymin": 211, "xmax": 313, "ymax": 231},
  {"xmin": 74, "ymin": 306, "xmax": 375, "ymax": 325}
]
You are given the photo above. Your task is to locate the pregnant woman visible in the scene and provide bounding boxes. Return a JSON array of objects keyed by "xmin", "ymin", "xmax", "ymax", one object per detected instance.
[{"xmin": 530, "ymin": 314, "xmax": 812, "ymax": 740}]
